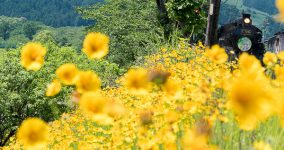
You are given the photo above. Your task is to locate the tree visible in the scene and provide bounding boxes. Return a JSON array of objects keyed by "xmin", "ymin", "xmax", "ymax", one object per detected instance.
[
  {"xmin": 156, "ymin": 0, "xmax": 207, "ymax": 41},
  {"xmin": 78, "ymin": 0, "xmax": 164, "ymax": 67},
  {"xmin": 0, "ymin": 22, "xmax": 12, "ymax": 40},
  {"xmin": 0, "ymin": 0, "xmax": 102, "ymax": 27},
  {"xmin": 156, "ymin": 0, "xmax": 171, "ymax": 39},
  {"xmin": 23, "ymin": 22, "xmax": 41, "ymax": 40}
]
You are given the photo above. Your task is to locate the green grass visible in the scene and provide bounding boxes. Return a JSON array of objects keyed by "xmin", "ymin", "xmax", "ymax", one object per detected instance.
[{"xmin": 212, "ymin": 116, "xmax": 284, "ymax": 150}]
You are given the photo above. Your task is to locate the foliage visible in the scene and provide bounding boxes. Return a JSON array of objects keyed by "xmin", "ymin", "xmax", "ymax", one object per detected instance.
[
  {"xmin": 0, "ymin": 41, "xmax": 123, "ymax": 146},
  {"xmin": 0, "ymin": 16, "xmax": 86, "ymax": 51},
  {"xmin": 52, "ymin": 27, "xmax": 85, "ymax": 51},
  {"xmin": 78, "ymin": 0, "xmax": 164, "ymax": 67},
  {"xmin": 0, "ymin": 16, "xmax": 46, "ymax": 48},
  {"xmin": 165, "ymin": 0, "xmax": 207, "ymax": 38},
  {"xmin": 0, "ymin": 0, "xmax": 102, "ymax": 27},
  {"xmin": 22, "ymin": 22, "xmax": 41, "ymax": 40}
]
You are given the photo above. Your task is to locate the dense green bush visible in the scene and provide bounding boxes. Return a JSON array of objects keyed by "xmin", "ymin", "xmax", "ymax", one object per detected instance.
[
  {"xmin": 78, "ymin": 0, "xmax": 164, "ymax": 67},
  {"xmin": 52, "ymin": 27, "xmax": 86, "ymax": 51},
  {"xmin": 166, "ymin": 0, "xmax": 207, "ymax": 38},
  {"xmin": 0, "ymin": 41, "xmax": 123, "ymax": 146}
]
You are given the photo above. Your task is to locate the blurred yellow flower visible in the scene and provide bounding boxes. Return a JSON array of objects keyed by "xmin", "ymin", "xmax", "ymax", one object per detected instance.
[
  {"xmin": 124, "ymin": 68, "xmax": 151, "ymax": 94},
  {"xmin": 275, "ymin": 0, "xmax": 284, "ymax": 22},
  {"xmin": 105, "ymin": 101, "xmax": 126, "ymax": 119},
  {"xmin": 238, "ymin": 53, "xmax": 265, "ymax": 80},
  {"xmin": 275, "ymin": 65, "xmax": 284, "ymax": 81},
  {"xmin": 228, "ymin": 77, "xmax": 274, "ymax": 130},
  {"xmin": 253, "ymin": 141, "xmax": 272, "ymax": 150},
  {"xmin": 263, "ymin": 52, "xmax": 277, "ymax": 66},
  {"xmin": 92, "ymin": 113, "xmax": 114, "ymax": 125},
  {"xmin": 278, "ymin": 51, "xmax": 284, "ymax": 62},
  {"xmin": 162, "ymin": 78, "xmax": 183, "ymax": 98},
  {"xmin": 46, "ymin": 79, "xmax": 61, "ymax": 97},
  {"xmin": 21, "ymin": 42, "xmax": 46, "ymax": 71},
  {"xmin": 17, "ymin": 118, "xmax": 49, "ymax": 149},
  {"xmin": 56, "ymin": 63, "xmax": 79, "ymax": 85},
  {"xmin": 79, "ymin": 92, "xmax": 107, "ymax": 116},
  {"xmin": 165, "ymin": 111, "xmax": 179, "ymax": 124},
  {"xmin": 83, "ymin": 32, "xmax": 109, "ymax": 59},
  {"xmin": 205, "ymin": 45, "xmax": 228, "ymax": 64},
  {"xmin": 76, "ymin": 71, "xmax": 101, "ymax": 93},
  {"xmin": 239, "ymin": 53, "xmax": 262, "ymax": 71},
  {"xmin": 182, "ymin": 129, "xmax": 216, "ymax": 150}
]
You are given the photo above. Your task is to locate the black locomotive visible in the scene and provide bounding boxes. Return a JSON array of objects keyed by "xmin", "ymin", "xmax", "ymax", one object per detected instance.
[{"xmin": 218, "ymin": 14, "xmax": 265, "ymax": 60}]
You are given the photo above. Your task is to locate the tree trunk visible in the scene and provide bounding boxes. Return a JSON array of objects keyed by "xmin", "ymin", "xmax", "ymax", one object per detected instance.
[
  {"xmin": 205, "ymin": 0, "xmax": 221, "ymax": 46},
  {"xmin": 156, "ymin": 0, "xmax": 171, "ymax": 39}
]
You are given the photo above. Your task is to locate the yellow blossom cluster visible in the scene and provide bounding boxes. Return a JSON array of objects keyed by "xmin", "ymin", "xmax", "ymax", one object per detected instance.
[
  {"xmin": 7, "ymin": 37, "xmax": 284, "ymax": 149},
  {"xmin": 276, "ymin": 0, "xmax": 284, "ymax": 22}
]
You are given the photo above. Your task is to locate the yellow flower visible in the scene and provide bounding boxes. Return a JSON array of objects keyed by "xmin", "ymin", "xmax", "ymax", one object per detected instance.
[
  {"xmin": 76, "ymin": 71, "xmax": 101, "ymax": 93},
  {"xmin": 182, "ymin": 129, "xmax": 216, "ymax": 150},
  {"xmin": 46, "ymin": 79, "xmax": 61, "ymax": 97},
  {"xmin": 124, "ymin": 68, "xmax": 151, "ymax": 94},
  {"xmin": 161, "ymin": 47, "xmax": 167, "ymax": 53},
  {"xmin": 276, "ymin": 0, "xmax": 284, "ymax": 13},
  {"xmin": 92, "ymin": 113, "xmax": 114, "ymax": 125},
  {"xmin": 21, "ymin": 42, "xmax": 46, "ymax": 71},
  {"xmin": 205, "ymin": 45, "xmax": 228, "ymax": 64},
  {"xmin": 263, "ymin": 52, "xmax": 277, "ymax": 66},
  {"xmin": 228, "ymin": 76, "xmax": 274, "ymax": 130},
  {"xmin": 162, "ymin": 78, "xmax": 183, "ymax": 98},
  {"xmin": 17, "ymin": 118, "xmax": 49, "ymax": 149},
  {"xmin": 277, "ymin": 51, "xmax": 284, "ymax": 63},
  {"xmin": 253, "ymin": 141, "xmax": 272, "ymax": 150},
  {"xmin": 238, "ymin": 53, "xmax": 265, "ymax": 80},
  {"xmin": 275, "ymin": 0, "xmax": 284, "ymax": 22},
  {"xmin": 105, "ymin": 101, "xmax": 126, "ymax": 119},
  {"xmin": 79, "ymin": 92, "xmax": 107, "ymax": 116},
  {"xmin": 275, "ymin": 65, "xmax": 284, "ymax": 81},
  {"xmin": 198, "ymin": 41, "xmax": 205, "ymax": 48},
  {"xmin": 165, "ymin": 111, "xmax": 179, "ymax": 124},
  {"xmin": 56, "ymin": 63, "xmax": 79, "ymax": 85},
  {"xmin": 82, "ymin": 32, "xmax": 109, "ymax": 59}
]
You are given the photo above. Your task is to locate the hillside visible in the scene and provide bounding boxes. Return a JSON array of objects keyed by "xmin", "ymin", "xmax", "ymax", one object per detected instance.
[
  {"xmin": 0, "ymin": 16, "xmax": 85, "ymax": 50},
  {"xmin": 0, "ymin": 0, "xmax": 102, "ymax": 27}
]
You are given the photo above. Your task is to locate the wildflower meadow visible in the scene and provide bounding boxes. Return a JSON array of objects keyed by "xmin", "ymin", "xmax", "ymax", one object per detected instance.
[{"xmin": 2, "ymin": 0, "xmax": 284, "ymax": 150}]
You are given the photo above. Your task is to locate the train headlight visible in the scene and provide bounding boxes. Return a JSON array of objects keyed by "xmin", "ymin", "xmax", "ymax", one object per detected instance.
[
  {"xmin": 242, "ymin": 14, "xmax": 252, "ymax": 25},
  {"xmin": 237, "ymin": 37, "xmax": 252, "ymax": 51},
  {"xmin": 244, "ymin": 18, "xmax": 251, "ymax": 24}
]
